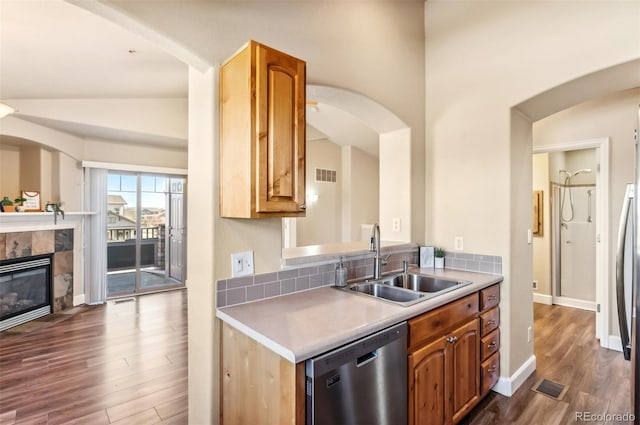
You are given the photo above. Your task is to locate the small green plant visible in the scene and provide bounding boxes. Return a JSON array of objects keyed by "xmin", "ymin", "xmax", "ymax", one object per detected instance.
[
  {"xmin": 435, "ymin": 247, "xmax": 445, "ymax": 258},
  {"xmin": 1, "ymin": 196, "xmax": 13, "ymax": 206},
  {"xmin": 14, "ymin": 197, "xmax": 26, "ymax": 206}
]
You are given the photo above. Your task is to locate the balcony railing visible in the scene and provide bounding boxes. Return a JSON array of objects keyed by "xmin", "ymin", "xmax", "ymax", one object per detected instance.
[
  {"xmin": 107, "ymin": 226, "xmax": 159, "ymax": 242},
  {"xmin": 107, "ymin": 226, "xmax": 166, "ymax": 271}
]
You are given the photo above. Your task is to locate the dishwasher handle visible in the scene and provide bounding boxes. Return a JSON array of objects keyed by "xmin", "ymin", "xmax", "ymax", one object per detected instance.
[{"xmin": 356, "ymin": 350, "xmax": 378, "ymax": 367}]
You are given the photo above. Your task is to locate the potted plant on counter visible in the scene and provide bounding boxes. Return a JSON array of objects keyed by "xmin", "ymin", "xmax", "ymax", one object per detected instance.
[
  {"xmin": 14, "ymin": 197, "xmax": 27, "ymax": 212},
  {"xmin": 1, "ymin": 197, "xmax": 15, "ymax": 212},
  {"xmin": 434, "ymin": 247, "xmax": 445, "ymax": 269}
]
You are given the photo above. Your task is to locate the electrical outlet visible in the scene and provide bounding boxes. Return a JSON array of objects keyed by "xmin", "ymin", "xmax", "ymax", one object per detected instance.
[
  {"xmin": 528, "ymin": 326, "xmax": 533, "ymax": 343},
  {"xmin": 454, "ymin": 236, "xmax": 463, "ymax": 251},
  {"xmin": 231, "ymin": 251, "xmax": 254, "ymax": 277},
  {"xmin": 532, "ymin": 280, "xmax": 538, "ymax": 290},
  {"xmin": 392, "ymin": 218, "xmax": 401, "ymax": 232}
]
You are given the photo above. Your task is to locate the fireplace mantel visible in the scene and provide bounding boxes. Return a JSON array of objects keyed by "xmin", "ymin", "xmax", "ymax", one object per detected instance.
[
  {"xmin": 0, "ymin": 212, "xmax": 93, "ymax": 311},
  {"xmin": 0, "ymin": 212, "xmax": 95, "ymax": 232}
]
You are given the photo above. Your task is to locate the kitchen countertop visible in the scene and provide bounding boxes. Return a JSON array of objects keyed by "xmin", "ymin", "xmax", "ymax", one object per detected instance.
[{"xmin": 216, "ymin": 268, "xmax": 503, "ymax": 363}]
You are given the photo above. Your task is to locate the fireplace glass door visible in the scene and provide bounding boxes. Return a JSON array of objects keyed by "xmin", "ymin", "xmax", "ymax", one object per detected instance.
[{"xmin": 0, "ymin": 255, "xmax": 52, "ymax": 331}]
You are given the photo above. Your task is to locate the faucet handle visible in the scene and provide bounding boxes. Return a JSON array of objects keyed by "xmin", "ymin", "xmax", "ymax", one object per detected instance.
[{"xmin": 403, "ymin": 260, "xmax": 409, "ymax": 273}]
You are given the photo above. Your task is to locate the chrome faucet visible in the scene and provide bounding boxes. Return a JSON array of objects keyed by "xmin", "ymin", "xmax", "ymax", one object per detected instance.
[{"xmin": 370, "ymin": 223, "xmax": 390, "ymax": 279}]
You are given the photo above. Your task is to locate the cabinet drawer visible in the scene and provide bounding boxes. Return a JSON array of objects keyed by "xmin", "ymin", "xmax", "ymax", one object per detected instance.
[
  {"xmin": 481, "ymin": 329, "xmax": 500, "ymax": 361},
  {"xmin": 481, "ymin": 353, "xmax": 500, "ymax": 395},
  {"xmin": 408, "ymin": 294, "xmax": 479, "ymax": 351},
  {"xmin": 480, "ymin": 284, "xmax": 500, "ymax": 311},
  {"xmin": 480, "ymin": 307, "xmax": 499, "ymax": 336}
]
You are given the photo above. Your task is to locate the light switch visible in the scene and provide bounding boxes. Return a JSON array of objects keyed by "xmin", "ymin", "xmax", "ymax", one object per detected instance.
[
  {"xmin": 231, "ymin": 251, "xmax": 254, "ymax": 277},
  {"xmin": 454, "ymin": 236, "xmax": 463, "ymax": 251}
]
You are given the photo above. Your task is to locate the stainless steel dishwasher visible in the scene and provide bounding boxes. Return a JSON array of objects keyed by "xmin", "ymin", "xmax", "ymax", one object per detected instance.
[{"xmin": 305, "ymin": 321, "xmax": 407, "ymax": 425}]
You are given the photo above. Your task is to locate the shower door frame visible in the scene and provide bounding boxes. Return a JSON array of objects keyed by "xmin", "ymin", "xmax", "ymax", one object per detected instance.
[
  {"xmin": 533, "ymin": 137, "xmax": 610, "ymax": 349},
  {"xmin": 551, "ymin": 182, "xmax": 597, "ymax": 311}
]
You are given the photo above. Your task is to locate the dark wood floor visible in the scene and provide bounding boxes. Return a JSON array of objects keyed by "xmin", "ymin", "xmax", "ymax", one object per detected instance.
[
  {"xmin": 463, "ymin": 303, "xmax": 632, "ymax": 425},
  {"xmin": 0, "ymin": 290, "xmax": 187, "ymax": 424},
  {"xmin": 0, "ymin": 293, "xmax": 631, "ymax": 424}
]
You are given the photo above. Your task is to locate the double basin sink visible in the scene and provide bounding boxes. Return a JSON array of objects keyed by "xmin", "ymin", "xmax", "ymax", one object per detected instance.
[{"xmin": 344, "ymin": 272, "xmax": 472, "ymax": 307}]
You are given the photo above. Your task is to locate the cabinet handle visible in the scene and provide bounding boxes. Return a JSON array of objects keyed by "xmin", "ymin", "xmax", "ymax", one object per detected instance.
[
  {"xmin": 299, "ymin": 204, "xmax": 306, "ymax": 210},
  {"xmin": 488, "ymin": 365, "xmax": 497, "ymax": 373},
  {"xmin": 486, "ymin": 320, "xmax": 496, "ymax": 326},
  {"xmin": 488, "ymin": 341, "xmax": 497, "ymax": 349},
  {"xmin": 487, "ymin": 295, "xmax": 497, "ymax": 301},
  {"xmin": 446, "ymin": 336, "xmax": 458, "ymax": 344}
]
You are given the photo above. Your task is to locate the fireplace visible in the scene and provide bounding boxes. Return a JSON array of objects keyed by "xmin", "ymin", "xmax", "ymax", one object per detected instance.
[{"xmin": 0, "ymin": 254, "xmax": 53, "ymax": 331}]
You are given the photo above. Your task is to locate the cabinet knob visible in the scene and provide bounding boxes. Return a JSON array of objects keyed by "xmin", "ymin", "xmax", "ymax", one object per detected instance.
[
  {"xmin": 299, "ymin": 204, "xmax": 306, "ymax": 210},
  {"xmin": 488, "ymin": 341, "xmax": 497, "ymax": 349},
  {"xmin": 446, "ymin": 336, "xmax": 458, "ymax": 344}
]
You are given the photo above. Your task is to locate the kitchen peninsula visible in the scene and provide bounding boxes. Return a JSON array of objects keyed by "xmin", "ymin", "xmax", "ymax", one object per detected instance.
[{"xmin": 217, "ymin": 267, "xmax": 502, "ymax": 425}]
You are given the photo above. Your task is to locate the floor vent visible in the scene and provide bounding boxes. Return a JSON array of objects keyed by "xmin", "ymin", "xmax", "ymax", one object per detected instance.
[
  {"xmin": 531, "ymin": 378, "xmax": 568, "ymax": 401},
  {"xmin": 112, "ymin": 297, "xmax": 136, "ymax": 305}
]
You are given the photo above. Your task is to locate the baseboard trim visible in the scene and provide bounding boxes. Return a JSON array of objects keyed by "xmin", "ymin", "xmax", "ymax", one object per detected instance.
[
  {"xmin": 608, "ymin": 335, "xmax": 623, "ymax": 352},
  {"xmin": 492, "ymin": 355, "xmax": 537, "ymax": 397},
  {"xmin": 533, "ymin": 293, "xmax": 552, "ymax": 305},
  {"xmin": 552, "ymin": 296, "xmax": 596, "ymax": 312},
  {"xmin": 73, "ymin": 294, "xmax": 86, "ymax": 306}
]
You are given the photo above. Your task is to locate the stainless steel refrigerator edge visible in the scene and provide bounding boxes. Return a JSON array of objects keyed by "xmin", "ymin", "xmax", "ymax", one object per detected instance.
[{"xmin": 616, "ymin": 104, "xmax": 640, "ymax": 424}]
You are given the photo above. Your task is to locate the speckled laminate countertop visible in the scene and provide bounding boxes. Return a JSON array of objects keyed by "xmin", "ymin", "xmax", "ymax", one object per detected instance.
[{"xmin": 216, "ymin": 268, "xmax": 503, "ymax": 363}]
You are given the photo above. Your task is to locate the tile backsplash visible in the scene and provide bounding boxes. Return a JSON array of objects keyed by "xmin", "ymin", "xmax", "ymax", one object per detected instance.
[{"xmin": 216, "ymin": 248, "xmax": 502, "ymax": 308}]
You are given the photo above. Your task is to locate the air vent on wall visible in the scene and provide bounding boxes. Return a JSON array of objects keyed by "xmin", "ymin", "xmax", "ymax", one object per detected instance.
[{"xmin": 315, "ymin": 168, "xmax": 337, "ymax": 183}]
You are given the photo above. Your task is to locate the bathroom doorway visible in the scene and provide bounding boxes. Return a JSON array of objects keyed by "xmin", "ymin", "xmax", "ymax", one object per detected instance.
[{"xmin": 532, "ymin": 138, "xmax": 610, "ymax": 346}]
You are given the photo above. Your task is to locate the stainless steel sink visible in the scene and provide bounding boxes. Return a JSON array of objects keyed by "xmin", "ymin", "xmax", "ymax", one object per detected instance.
[
  {"xmin": 341, "ymin": 271, "xmax": 472, "ymax": 307},
  {"xmin": 348, "ymin": 283, "xmax": 427, "ymax": 307},
  {"xmin": 402, "ymin": 274, "xmax": 472, "ymax": 293}
]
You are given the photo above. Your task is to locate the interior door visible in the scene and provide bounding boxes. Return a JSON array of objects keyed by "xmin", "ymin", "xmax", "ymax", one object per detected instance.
[{"xmin": 169, "ymin": 182, "xmax": 185, "ymax": 282}]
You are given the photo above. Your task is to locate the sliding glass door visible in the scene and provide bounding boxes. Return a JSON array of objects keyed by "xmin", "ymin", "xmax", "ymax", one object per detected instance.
[{"xmin": 106, "ymin": 172, "xmax": 186, "ymax": 297}]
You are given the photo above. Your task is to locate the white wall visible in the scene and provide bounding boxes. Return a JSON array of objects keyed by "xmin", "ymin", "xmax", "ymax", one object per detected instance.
[
  {"xmin": 348, "ymin": 146, "xmax": 379, "ymax": 242},
  {"xmin": 533, "ymin": 87, "xmax": 640, "ymax": 339},
  {"xmin": 298, "ymin": 139, "xmax": 342, "ymax": 246},
  {"xmin": 83, "ymin": 139, "xmax": 187, "ymax": 168},
  {"xmin": 187, "ymin": 66, "xmax": 217, "ymax": 425},
  {"xmin": 380, "ymin": 128, "xmax": 411, "ymax": 242},
  {"xmin": 0, "ymin": 145, "xmax": 20, "ymax": 201},
  {"xmin": 532, "ymin": 153, "xmax": 550, "ymax": 296},
  {"xmin": 426, "ymin": 0, "xmax": 639, "ymax": 383}
]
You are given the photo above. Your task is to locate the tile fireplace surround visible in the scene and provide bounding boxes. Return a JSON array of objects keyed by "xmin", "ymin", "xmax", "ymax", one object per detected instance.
[{"xmin": 0, "ymin": 230, "xmax": 74, "ymax": 313}]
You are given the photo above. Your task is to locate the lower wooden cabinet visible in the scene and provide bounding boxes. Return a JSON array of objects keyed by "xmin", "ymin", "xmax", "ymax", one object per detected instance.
[
  {"xmin": 451, "ymin": 319, "xmax": 481, "ymax": 423},
  {"xmin": 408, "ymin": 334, "xmax": 448, "ymax": 425},
  {"xmin": 408, "ymin": 318, "xmax": 480, "ymax": 425},
  {"xmin": 408, "ymin": 283, "xmax": 501, "ymax": 425}
]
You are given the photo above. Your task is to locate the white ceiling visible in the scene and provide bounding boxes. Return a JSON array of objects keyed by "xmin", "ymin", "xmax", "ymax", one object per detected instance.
[
  {"xmin": 0, "ymin": 0, "xmax": 380, "ymax": 156},
  {"xmin": 0, "ymin": 0, "xmax": 187, "ymax": 99}
]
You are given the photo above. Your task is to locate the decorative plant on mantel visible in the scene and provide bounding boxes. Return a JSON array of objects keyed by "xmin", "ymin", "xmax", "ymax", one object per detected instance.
[
  {"xmin": 1, "ymin": 196, "xmax": 14, "ymax": 212},
  {"xmin": 14, "ymin": 197, "xmax": 27, "ymax": 212}
]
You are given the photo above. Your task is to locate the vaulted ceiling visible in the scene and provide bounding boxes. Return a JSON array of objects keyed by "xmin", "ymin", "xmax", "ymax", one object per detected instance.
[{"xmin": 0, "ymin": 0, "xmax": 381, "ymax": 157}]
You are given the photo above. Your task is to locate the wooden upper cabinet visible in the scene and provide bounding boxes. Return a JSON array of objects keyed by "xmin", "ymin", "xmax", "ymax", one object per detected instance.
[{"xmin": 220, "ymin": 40, "xmax": 306, "ymax": 218}]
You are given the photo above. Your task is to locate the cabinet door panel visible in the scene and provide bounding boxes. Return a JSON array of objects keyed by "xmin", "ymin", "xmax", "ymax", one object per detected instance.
[
  {"xmin": 267, "ymin": 67, "xmax": 294, "ymax": 198},
  {"xmin": 409, "ymin": 337, "xmax": 450, "ymax": 425},
  {"xmin": 451, "ymin": 320, "xmax": 480, "ymax": 424},
  {"xmin": 256, "ymin": 44, "xmax": 305, "ymax": 213}
]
